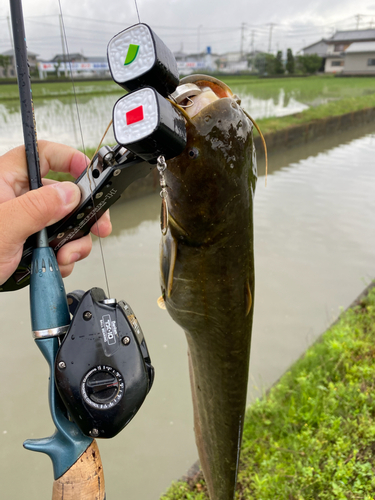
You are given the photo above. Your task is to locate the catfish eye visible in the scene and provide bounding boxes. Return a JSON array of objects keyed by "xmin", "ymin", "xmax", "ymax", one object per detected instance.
[{"xmin": 188, "ymin": 148, "xmax": 199, "ymax": 160}]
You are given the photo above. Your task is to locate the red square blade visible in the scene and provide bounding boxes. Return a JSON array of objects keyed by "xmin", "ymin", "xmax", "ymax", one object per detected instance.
[{"xmin": 126, "ymin": 105, "xmax": 144, "ymax": 125}]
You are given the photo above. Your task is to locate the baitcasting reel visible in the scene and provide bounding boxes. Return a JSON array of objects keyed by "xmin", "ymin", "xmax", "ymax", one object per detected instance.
[{"xmin": 55, "ymin": 287, "xmax": 154, "ymax": 439}]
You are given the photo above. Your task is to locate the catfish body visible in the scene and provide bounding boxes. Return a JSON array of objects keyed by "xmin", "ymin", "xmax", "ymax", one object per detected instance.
[{"xmin": 160, "ymin": 77, "xmax": 257, "ymax": 500}]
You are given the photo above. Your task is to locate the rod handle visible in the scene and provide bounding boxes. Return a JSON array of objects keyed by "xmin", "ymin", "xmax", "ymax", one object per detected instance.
[{"xmin": 52, "ymin": 440, "xmax": 105, "ymax": 500}]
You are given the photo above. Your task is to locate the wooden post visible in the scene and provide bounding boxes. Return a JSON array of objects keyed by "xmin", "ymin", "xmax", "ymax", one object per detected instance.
[{"xmin": 52, "ymin": 440, "xmax": 105, "ymax": 500}]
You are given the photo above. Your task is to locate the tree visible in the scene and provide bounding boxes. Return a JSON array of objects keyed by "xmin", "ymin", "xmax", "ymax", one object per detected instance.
[
  {"xmin": 275, "ymin": 51, "xmax": 284, "ymax": 74},
  {"xmin": 265, "ymin": 53, "xmax": 277, "ymax": 75},
  {"xmin": 0, "ymin": 55, "xmax": 10, "ymax": 78},
  {"xmin": 286, "ymin": 48, "xmax": 295, "ymax": 74},
  {"xmin": 254, "ymin": 53, "xmax": 266, "ymax": 74},
  {"xmin": 296, "ymin": 54, "xmax": 322, "ymax": 74},
  {"xmin": 54, "ymin": 59, "xmax": 61, "ymax": 77}
]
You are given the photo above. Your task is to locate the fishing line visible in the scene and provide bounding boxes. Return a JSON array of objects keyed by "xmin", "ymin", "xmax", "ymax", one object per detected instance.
[
  {"xmin": 134, "ymin": 0, "xmax": 141, "ymax": 23},
  {"xmin": 57, "ymin": 0, "xmax": 111, "ymax": 298},
  {"xmin": 244, "ymin": 110, "xmax": 268, "ymax": 186}
]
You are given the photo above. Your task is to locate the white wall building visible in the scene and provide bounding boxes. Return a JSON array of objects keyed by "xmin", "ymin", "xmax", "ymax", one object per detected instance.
[
  {"xmin": 343, "ymin": 41, "xmax": 375, "ymax": 75},
  {"xmin": 302, "ymin": 29, "xmax": 375, "ymax": 74}
]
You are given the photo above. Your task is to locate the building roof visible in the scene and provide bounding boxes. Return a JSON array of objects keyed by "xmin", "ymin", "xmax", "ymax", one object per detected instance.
[
  {"xmin": 345, "ymin": 41, "xmax": 375, "ymax": 53},
  {"xmin": 51, "ymin": 53, "xmax": 86, "ymax": 62},
  {"xmin": 86, "ymin": 56, "xmax": 107, "ymax": 63},
  {"xmin": 302, "ymin": 39, "xmax": 328, "ymax": 51},
  {"xmin": 330, "ymin": 29, "xmax": 375, "ymax": 42},
  {"xmin": 1, "ymin": 49, "xmax": 38, "ymax": 57}
]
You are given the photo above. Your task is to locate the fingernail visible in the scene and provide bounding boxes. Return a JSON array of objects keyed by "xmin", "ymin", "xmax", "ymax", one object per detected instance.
[
  {"xmin": 51, "ymin": 182, "xmax": 80, "ymax": 206},
  {"xmin": 68, "ymin": 252, "xmax": 81, "ymax": 264}
]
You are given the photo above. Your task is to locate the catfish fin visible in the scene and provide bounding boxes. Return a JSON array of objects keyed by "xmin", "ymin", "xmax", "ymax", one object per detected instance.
[
  {"xmin": 157, "ymin": 295, "xmax": 166, "ymax": 310},
  {"xmin": 160, "ymin": 228, "xmax": 178, "ymax": 298}
]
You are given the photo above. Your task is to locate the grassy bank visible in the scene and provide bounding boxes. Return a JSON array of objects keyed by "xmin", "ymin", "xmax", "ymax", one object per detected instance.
[
  {"xmin": 161, "ymin": 283, "xmax": 375, "ymax": 500},
  {"xmin": 256, "ymin": 93, "xmax": 375, "ymax": 135}
]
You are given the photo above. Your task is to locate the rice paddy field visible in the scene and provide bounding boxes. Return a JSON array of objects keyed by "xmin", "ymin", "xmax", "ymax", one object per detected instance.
[{"xmin": 1, "ymin": 74, "xmax": 374, "ymax": 154}]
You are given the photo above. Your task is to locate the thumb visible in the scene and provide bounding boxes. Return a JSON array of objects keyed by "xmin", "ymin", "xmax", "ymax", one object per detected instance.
[{"xmin": 1, "ymin": 182, "xmax": 81, "ymax": 247}]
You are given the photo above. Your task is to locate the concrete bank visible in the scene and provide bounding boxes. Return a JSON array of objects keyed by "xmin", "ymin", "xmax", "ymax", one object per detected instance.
[
  {"xmin": 254, "ymin": 106, "xmax": 375, "ymax": 158},
  {"xmin": 121, "ymin": 106, "xmax": 375, "ymax": 201}
]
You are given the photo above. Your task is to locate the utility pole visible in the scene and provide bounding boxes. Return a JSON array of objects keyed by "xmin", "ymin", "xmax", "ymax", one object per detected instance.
[
  {"xmin": 59, "ymin": 14, "xmax": 68, "ymax": 77},
  {"xmin": 6, "ymin": 15, "xmax": 14, "ymax": 78},
  {"xmin": 355, "ymin": 14, "xmax": 363, "ymax": 29},
  {"xmin": 197, "ymin": 25, "xmax": 202, "ymax": 58},
  {"xmin": 7, "ymin": 15, "xmax": 14, "ymax": 53},
  {"xmin": 251, "ymin": 30, "xmax": 255, "ymax": 71},
  {"xmin": 268, "ymin": 23, "xmax": 276, "ymax": 53},
  {"xmin": 240, "ymin": 23, "xmax": 246, "ymax": 58}
]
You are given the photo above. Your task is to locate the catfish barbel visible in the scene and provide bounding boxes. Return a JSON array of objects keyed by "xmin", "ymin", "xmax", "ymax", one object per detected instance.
[{"xmin": 159, "ymin": 75, "xmax": 257, "ymax": 500}]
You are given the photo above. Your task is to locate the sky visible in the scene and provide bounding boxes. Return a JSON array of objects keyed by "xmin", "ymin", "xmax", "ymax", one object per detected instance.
[{"xmin": 1, "ymin": 0, "xmax": 375, "ymax": 60}]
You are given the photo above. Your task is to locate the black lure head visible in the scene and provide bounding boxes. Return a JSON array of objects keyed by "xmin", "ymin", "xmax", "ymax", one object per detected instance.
[{"xmin": 55, "ymin": 287, "xmax": 154, "ymax": 439}]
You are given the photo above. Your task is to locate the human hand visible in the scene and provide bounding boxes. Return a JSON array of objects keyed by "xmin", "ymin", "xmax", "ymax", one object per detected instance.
[{"xmin": 0, "ymin": 140, "xmax": 112, "ymax": 286}]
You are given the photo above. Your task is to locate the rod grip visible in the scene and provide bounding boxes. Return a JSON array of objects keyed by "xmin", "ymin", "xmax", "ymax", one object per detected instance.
[{"xmin": 52, "ymin": 440, "xmax": 105, "ymax": 500}]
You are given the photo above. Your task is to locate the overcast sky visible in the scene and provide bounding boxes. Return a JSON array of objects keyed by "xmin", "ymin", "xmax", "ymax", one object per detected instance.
[{"xmin": 1, "ymin": 0, "xmax": 375, "ymax": 60}]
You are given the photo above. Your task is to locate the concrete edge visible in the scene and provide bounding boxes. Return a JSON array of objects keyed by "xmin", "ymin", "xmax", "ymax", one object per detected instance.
[{"xmin": 254, "ymin": 107, "xmax": 375, "ymax": 158}]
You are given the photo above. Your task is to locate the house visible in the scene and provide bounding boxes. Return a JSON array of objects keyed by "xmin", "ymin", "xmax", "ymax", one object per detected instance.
[
  {"xmin": 216, "ymin": 51, "xmax": 249, "ymax": 73},
  {"xmin": 325, "ymin": 29, "xmax": 375, "ymax": 73},
  {"xmin": 303, "ymin": 40, "xmax": 329, "ymax": 57},
  {"xmin": 174, "ymin": 48, "xmax": 217, "ymax": 75},
  {"xmin": 343, "ymin": 41, "xmax": 375, "ymax": 75},
  {"xmin": 38, "ymin": 54, "xmax": 109, "ymax": 79},
  {"xmin": 301, "ymin": 29, "xmax": 375, "ymax": 74},
  {"xmin": 51, "ymin": 52, "xmax": 87, "ymax": 63},
  {"xmin": 0, "ymin": 49, "xmax": 39, "ymax": 78}
]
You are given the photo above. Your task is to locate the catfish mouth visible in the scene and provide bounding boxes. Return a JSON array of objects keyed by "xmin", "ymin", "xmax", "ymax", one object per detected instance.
[{"xmin": 172, "ymin": 75, "xmax": 236, "ymax": 119}]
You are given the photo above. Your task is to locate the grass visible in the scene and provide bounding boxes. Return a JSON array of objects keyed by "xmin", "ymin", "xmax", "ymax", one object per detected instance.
[
  {"xmin": 222, "ymin": 74, "xmax": 375, "ymax": 103},
  {"xmin": 255, "ymin": 92, "xmax": 375, "ymax": 135},
  {"xmin": 160, "ymin": 283, "xmax": 375, "ymax": 500},
  {"xmin": 0, "ymin": 80, "xmax": 122, "ymax": 101}
]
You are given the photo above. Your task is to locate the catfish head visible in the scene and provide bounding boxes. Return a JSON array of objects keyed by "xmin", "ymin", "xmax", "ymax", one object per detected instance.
[{"xmin": 163, "ymin": 76, "xmax": 256, "ymax": 248}]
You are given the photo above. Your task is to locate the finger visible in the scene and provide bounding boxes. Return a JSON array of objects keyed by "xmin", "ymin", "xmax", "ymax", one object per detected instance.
[
  {"xmin": 0, "ymin": 182, "xmax": 81, "ymax": 251},
  {"xmin": 59, "ymin": 263, "xmax": 75, "ymax": 279},
  {"xmin": 90, "ymin": 210, "xmax": 112, "ymax": 238},
  {"xmin": 43, "ymin": 176, "xmax": 112, "ymax": 238},
  {"xmin": 0, "ymin": 141, "xmax": 90, "ymax": 197},
  {"xmin": 37, "ymin": 140, "xmax": 90, "ymax": 179},
  {"xmin": 43, "ymin": 180, "xmax": 112, "ymax": 238},
  {"xmin": 42, "ymin": 177, "xmax": 112, "ymax": 238},
  {"xmin": 56, "ymin": 234, "xmax": 92, "ymax": 267}
]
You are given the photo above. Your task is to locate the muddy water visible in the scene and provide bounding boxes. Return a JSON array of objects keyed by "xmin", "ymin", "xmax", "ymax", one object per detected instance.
[{"xmin": 0, "ymin": 122, "xmax": 374, "ymax": 499}]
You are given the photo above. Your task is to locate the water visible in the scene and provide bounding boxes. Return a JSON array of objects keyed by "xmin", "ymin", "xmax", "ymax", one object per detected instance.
[
  {"xmin": 0, "ymin": 94, "xmax": 119, "ymax": 154},
  {"xmin": 0, "ymin": 119, "xmax": 375, "ymax": 498},
  {"xmin": 233, "ymin": 87, "xmax": 309, "ymax": 119}
]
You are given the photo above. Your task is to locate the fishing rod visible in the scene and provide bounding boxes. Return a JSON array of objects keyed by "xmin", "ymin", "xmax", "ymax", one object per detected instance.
[
  {"xmin": 8, "ymin": 3, "xmax": 188, "ymax": 497},
  {"xmin": 10, "ymin": 0, "xmax": 105, "ymax": 496}
]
